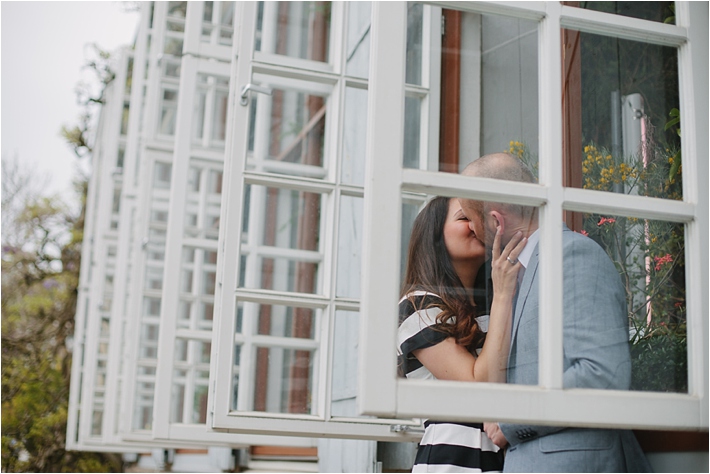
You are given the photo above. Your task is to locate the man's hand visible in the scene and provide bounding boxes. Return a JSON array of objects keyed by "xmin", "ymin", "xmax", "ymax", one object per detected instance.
[{"xmin": 484, "ymin": 422, "xmax": 508, "ymax": 448}]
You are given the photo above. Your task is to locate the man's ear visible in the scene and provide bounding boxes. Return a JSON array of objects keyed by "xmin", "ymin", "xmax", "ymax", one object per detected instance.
[{"xmin": 489, "ymin": 210, "xmax": 504, "ymax": 235}]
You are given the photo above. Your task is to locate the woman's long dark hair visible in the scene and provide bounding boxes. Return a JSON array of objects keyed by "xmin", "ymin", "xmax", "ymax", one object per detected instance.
[{"xmin": 400, "ymin": 196, "xmax": 485, "ymax": 351}]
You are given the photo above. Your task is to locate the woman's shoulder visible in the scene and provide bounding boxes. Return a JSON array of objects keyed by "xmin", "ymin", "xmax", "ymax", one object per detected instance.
[{"xmin": 398, "ymin": 291, "xmax": 443, "ymax": 326}]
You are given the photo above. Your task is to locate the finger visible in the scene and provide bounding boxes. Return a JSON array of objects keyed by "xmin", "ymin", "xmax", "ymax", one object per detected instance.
[
  {"xmin": 492, "ymin": 226, "xmax": 502, "ymax": 260},
  {"xmin": 501, "ymin": 231, "xmax": 524, "ymax": 258},
  {"xmin": 507, "ymin": 236, "xmax": 528, "ymax": 261}
]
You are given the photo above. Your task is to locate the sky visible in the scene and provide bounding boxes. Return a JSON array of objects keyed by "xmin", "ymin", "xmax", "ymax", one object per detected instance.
[{"xmin": 2, "ymin": 1, "xmax": 140, "ymax": 205}]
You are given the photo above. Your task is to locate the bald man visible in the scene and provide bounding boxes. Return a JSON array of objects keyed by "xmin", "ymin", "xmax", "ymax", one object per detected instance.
[{"xmin": 458, "ymin": 153, "xmax": 650, "ymax": 472}]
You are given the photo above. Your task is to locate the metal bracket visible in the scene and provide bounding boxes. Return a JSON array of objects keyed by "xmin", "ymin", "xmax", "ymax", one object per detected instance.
[{"xmin": 240, "ymin": 83, "xmax": 272, "ymax": 106}]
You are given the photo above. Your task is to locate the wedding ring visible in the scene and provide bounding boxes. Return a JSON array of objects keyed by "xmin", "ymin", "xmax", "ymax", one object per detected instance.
[{"xmin": 507, "ymin": 256, "xmax": 519, "ymax": 265}]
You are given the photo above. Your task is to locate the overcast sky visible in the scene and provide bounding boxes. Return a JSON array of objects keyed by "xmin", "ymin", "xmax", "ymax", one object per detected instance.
[{"xmin": 2, "ymin": 1, "xmax": 140, "ymax": 204}]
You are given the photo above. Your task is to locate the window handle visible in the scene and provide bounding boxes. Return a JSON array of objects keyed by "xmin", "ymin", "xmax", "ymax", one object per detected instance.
[{"xmin": 240, "ymin": 83, "xmax": 272, "ymax": 106}]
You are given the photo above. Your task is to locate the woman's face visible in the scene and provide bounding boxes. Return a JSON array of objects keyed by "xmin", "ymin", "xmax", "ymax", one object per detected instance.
[{"xmin": 443, "ymin": 198, "xmax": 486, "ymax": 272}]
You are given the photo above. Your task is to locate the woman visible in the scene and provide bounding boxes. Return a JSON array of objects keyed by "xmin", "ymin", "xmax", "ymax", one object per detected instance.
[{"xmin": 397, "ymin": 196, "xmax": 525, "ymax": 473}]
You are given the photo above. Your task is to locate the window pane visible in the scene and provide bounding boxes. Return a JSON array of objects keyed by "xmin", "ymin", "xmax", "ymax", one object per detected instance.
[
  {"xmin": 580, "ymin": 213, "xmax": 687, "ymax": 393},
  {"xmin": 345, "ymin": 2, "xmax": 371, "ymax": 79},
  {"xmin": 427, "ymin": 11, "xmax": 539, "ymax": 173},
  {"xmin": 240, "ymin": 185, "xmax": 322, "ymax": 294},
  {"xmin": 159, "ymin": 88, "xmax": 179, "ymax": 135},
  {"xmin": 251, "ymin": 347, "xmax": 315, "ymax": 414},
  {"xmin": 405, "ymin": 2, "xmax": 423, "ymax": 86},
  {"xmin": 341, "ymin": 87, "xmax": 368, "ymax": 185},
  {"xmin": 397, "ymin": 195, "xmax": 536, "ymax": 385},
  {"xmin": 336, "ymin": 196, "xmax": 363, "ymax": 298},
  {"xmin": 171, "ymin": 340, "xmax": 212, "ymax": 424},
  {"xmin": 247, "ymin": 84, "xmax": 328, "ymax": 175},
  {"xmin": 481, "ymin": 15, "xmax": 539, "ymax": 157},
  {"xmin": 256, "ymin": 303, "xmax": 317, "ymax": 339},
  {"xmin": 331, "ymin": 310, "xmax": 360, "ymax": 417},
  {"xmin": 562, "ymin": 30, "xmax": 681, "ymax": 200},
  {"xmin": 256, "ymin": 1, "xmax": 331, "ymax": 63},
  {"xmin": 402, "ymin": 95, "xmax": 421, "ymax": 169},
  {"xmin": 572, "ymin": 1, "xmax": 676, "ymax": 24},
  {"xmin": 184, "ymin": 160, "xmax": 222, "ymax": 240}
]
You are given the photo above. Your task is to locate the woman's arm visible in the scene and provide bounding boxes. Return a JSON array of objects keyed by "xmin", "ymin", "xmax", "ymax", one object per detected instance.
[{"xmin": 414, "ymin": 229, "xmax": 526, "ymax": 383}]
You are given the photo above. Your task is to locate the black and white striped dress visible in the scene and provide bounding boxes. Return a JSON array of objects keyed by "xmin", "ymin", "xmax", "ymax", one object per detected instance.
[{"xmin": 397, "ymin": 291, "xmax": 504, "ymax": 473}]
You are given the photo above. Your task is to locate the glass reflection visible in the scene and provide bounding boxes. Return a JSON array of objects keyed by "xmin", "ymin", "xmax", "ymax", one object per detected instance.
[
  {"xmin": 573, "ymin": 1, "xmax": 675, "ymax": 24},
  {"xmin": 252, "ymin": 347, "xmax": 314, "ymax": 414},
  {"xmin": 256, "ymin": 304, "xmax": 317, "ymax": 339},
  {"xmin": 561, "ymin": 31, "xmax": 681, "ymax": 200},
  {"xmin": 582, "ymin": 213, "xmax": 687, "ymax": 393},
  {"xmin": 256, "ymin": 1, "xmax": 331, "ymax": 63},
  {"xmin": 240, "ymin": 185, "xmax": 322, "ymax": 294}
]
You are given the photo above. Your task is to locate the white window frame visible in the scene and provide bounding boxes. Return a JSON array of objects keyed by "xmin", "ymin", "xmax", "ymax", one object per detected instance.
[
  {"xmin": 207, "ymin": 1, "xmax": 442, "ymax": 441},
  {"xmin": 150, "ymin": 4, "xmax": 314, "ymax": 446},
  {"xmin": 359, "ymin": 1, "xmax": 708, "ymax": 430}
]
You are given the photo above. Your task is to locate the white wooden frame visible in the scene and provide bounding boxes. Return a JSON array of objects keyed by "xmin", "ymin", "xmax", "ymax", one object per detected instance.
[
  {"xmin": 207, "ymin": 1, "xmax": 444, "ymax": 441},
  {"xmin": 150, "ymin": 3, "xmax": 313, "ymax": 446},
  {"xmin": 360, "ymin": 1, "xmax": 708, "ymax": 431}
]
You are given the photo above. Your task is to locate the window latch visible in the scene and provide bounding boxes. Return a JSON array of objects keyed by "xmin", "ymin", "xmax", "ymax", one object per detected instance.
[
  {"xmin": 390, "ymin": 424, "xmax": 425, "ymax": 434},
  {"xmin": 240, "ymin": 83, "xmax": 272, "ymax": 106}
]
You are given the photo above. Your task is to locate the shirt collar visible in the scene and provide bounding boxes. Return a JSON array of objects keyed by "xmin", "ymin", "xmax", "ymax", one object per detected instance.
[{"xmin": 516, "ymin": 228, "xmax": 539, "ymax": 269}]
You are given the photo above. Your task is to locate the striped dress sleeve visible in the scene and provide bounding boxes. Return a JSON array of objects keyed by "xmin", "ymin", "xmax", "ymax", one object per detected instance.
[{"xmin": 397, "ymin": 293, "xmax": 450, "ymax": 378}]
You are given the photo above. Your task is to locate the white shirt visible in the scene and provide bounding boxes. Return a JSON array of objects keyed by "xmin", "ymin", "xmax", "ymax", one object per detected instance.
[{"xmin": 516, "ymin": 228, "xmax": 539, "ymax": 284}]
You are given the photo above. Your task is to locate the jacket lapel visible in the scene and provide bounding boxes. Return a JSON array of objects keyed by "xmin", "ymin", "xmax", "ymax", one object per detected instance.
[{"xmin": 509, "ymin": 244, "xmax": 539, "ymax": 352}]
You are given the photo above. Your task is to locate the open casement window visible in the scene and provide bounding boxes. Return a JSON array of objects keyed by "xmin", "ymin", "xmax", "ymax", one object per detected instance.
[
  {"xmin": 360, "ymin": 1, "xmax": 707, "ymax": 430},
  {"xmin": 65, "ymin": 50, "xmax": 137, "ymax": 452},
  {"xmin": 148, "ymin": 2, "xmax": 311, "ymax": 447},
  {"xmin": 208, "ymin": 1, "xmax": 440, "ymax": 440}
]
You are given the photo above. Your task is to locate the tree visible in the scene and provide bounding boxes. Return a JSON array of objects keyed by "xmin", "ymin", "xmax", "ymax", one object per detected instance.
[{"xmin": 1, "ymin": 43, "xmax": 123, "ymax": 473}]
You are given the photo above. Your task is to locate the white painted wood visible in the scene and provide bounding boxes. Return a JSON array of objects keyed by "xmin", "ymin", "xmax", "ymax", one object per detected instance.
[
  {"xmin": 358, "ymin": 0, "xmax": 707, "ymax": 432},
  {"xmin": 536, "ymin": 0, "xmax": 564, "ymax": 391},
  {"xmin": 358, "ymin": 1, "xmax": 407, "ymax": 418}
]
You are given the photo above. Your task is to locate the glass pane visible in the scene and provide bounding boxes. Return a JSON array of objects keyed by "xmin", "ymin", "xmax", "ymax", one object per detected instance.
[
  {"xmin": 331, "ymin": 311, "xmax": 359, "ymax": 416},
  {"xmin": 562, "ymin": 30, "xmax": 681, "ymax": 200},
  {"xmin": 580, "ymin": 213, "xmax": 687, "ymax": 393},
  {"xmin": 247, "ymin": 84, "xmax": 328, "ymax": 174},
  {"xmin": 184, "ymin": 161, "xmax": 222, "ymax": 240},
  {"xmin": 159, "ymin": 88, "xmax": 179, "ymax": 135},
  {"xmin": 252, "ymin": 346, "xmax": 315, "ymax": 414},
  {"xmin": 336, "ymin": 195, "xmax": 363, "ymax": 298},
  {"xmin": 240, "ymin": 185, "xmax": 322, "ymax": 294},
  {"xmin": 345, "ymin": 2, "xmax": 371, "ymax": 78},
  {"xmin": 572, "ymin": 1, "xmax": 675, "ymax": 24},
  {"xmin": 341, "ymin": 87, "xmax": 368, "ymax": 185},
  {"xmin": 397, "ymin": 193, "xmax": 535, "ymax": 385},
  {"xmin": 256, "ymin": 1, "xmax": 331, "ymax": 63},
  {"xmin": 405, "ymin": 2, "xmax": 423, "ymax": 86},
  {"xmin": 402, "ymin": 95, "xmax": 421, "ymax": 169},
  {"xmin": 480, "ymin": 15, "xmax": 539, "ymax": 158},
  {"xmin": 253, "ymin": 303, "xmax": 317, "ymax": 339}
]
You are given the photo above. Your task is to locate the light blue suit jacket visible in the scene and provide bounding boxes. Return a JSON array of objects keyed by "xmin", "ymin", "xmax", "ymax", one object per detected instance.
[{"xmin": 500, "ymin": 226, "xmax": 651, "ymax": 472}]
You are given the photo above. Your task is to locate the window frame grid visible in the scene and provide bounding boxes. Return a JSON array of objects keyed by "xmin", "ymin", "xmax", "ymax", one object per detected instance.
[
  {"xmin": 359, "ymin": 1, "xmax": 707, "ymax": 430},
  {"xmin": 208, "ymin": 1, "xmax": 425, "ymax": 441},
  {"xmin": 71, "ymin": 51, "xmax": 131, "ymax": 448}
]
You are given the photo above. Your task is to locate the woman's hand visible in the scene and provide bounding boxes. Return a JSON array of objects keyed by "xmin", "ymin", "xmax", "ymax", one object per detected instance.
[{"xmin": 491, "ymin": 228, "xmax": 526, "ymax": 297}]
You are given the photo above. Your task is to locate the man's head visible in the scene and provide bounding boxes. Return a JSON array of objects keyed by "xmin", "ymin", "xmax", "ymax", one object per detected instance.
[{"xmin": 458, "ymin": 153, "xmax": 537, "ymax": 253}]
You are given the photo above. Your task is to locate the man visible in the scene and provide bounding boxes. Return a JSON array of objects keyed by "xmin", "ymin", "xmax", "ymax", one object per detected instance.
[{"xmin": 459, "ymin": 153, "xmax": 651, "ymax": 472}]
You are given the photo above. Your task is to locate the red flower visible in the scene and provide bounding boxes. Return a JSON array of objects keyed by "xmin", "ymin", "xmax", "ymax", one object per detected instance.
[
  {"xmin": 597, "ymin": 217, "xmax": 616, "ymax": 226},
  {"xmin": 653, "ymin": 254, "xmax": 673, "ymax": 271}
]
